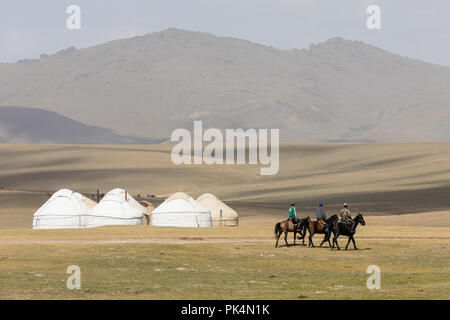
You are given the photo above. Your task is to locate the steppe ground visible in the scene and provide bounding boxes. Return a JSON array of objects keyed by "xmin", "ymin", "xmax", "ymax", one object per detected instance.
[{"xmin": 0, "ymin": 143, "xmax": 449, "ymax": 299}]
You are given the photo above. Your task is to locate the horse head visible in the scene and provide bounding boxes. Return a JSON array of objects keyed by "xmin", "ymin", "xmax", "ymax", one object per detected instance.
[
  {"xmin": 328, "ymin": 214, "xmax": 338, "ymax": 223},
  {"xmin": 299, "ymin": 216, "xmax": 311, "ymax": 228},
  {"xmin": 355, "ymin": 212, "xmax": 366, "ymax": 226}
]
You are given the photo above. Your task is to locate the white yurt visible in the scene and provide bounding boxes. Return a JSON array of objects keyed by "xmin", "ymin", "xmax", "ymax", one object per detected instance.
[
  {"xmin": 151, "ymin": 192, "xmax": 212, "ymax": 227},
  {"xmin": 32, "ymin": 189, "xmax": 95, "ymax": 229},
  {"xmin": 86, "ymin": 188, "xmax": 146, "ymax": 227},
  {"xmin": 197, "ymin": 193, "xmax": 239, "ymax": 227}
]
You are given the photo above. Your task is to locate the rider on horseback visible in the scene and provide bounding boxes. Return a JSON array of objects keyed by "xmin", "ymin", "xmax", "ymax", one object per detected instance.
[
  {"xmin": 288, "ymin": 202, "xmax": 298, "ymax": 225},
  {"xmin": 316, "ymin": 203, "xmax": 327, "ymax": 229},
  {"xmin": 339, "ymin": 203, "xmax": 356, "ymax": 233}
]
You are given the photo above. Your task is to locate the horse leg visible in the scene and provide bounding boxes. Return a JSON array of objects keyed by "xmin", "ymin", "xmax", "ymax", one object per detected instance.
[
  {"xmin": 345, "ymin": 236, "xmax": 352, "ymax": 250},
  {"xmin": 284, "ymin": 232, "xmax": 289, "ymax": 247},
  {"xmin": 297, "ymin": 227, "xmax": 304, "ymax": 240},
  {"xmin": 320, "ymin": 233, "xmax": 328, "ymax": 247},
  {"xmin": 298, "ymin": 226, "xmax": 306, "ymax": 243},
  {"xmin": 308, "ymin": 230, "xmax": 315, "ymax": 247},
  {"xmin": 298, "ymin": 232, "xmax": 305, "ymax": 244},
  {"xmin": 293, "ymin": 231, "xmax": 297, "ymax": 246},
  {"xmin": 333, "ymin": 233, "xmax": 340, "ymax": 250},
  {"xmin": 331, "ymin": 229, "xmax": 337, "ymax": 247},
  {"xmin": 300, "ymin": 224, "xmax": 306, "ymax": 244},
  {"xmin": 331, "ymin": 231, "xmax": 335, "ymax": 249},
  {"xmin": 302, "ymin": 227, "xmax": 306, "ymax": 245},
  {"xmin": 352, "ymin": 236, "xmax": 358, "ymax": 250}
]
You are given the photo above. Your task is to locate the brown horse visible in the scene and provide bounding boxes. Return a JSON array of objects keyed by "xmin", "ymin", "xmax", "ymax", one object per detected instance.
[
  {"xmin": 307, "ymin": 214, "xmax": 339, "ymax": 247},
  {"xmin": 274, "ymin": 217, "xmax": 310, "ymax": 248}
]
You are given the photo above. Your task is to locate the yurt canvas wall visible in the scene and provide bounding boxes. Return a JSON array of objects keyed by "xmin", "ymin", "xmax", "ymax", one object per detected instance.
[
  {"xmin": 152, "ymin": 193, "xmax": 212, "ymax": 227},
  {"xmin": 140, "ymin": 200, "xmax": 155, "ymax": 225},
  {"xmin": 32, "ymin": 189, "xmax": 93, "ymax": 229},
  {"xmin": 86, "ymin": 188, "xmax": 145, "ymax": 227},
  {"xmin": 197, "ymin": 193, "xmax": 239, "ymax": 226}
]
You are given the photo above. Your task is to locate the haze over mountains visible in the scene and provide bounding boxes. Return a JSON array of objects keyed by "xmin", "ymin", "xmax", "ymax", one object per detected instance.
[{"xmin": 0, "ymin": 28, "xmax": 449, "ymax": 143}]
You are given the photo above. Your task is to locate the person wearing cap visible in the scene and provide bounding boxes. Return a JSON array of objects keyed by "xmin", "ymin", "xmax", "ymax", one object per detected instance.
[
  {"xmin": 288, "ymin": 202, "xmax": 298, "ymax": 225},
  {"xmin": 339, "ymin": 203, "xmax": 355, "ymax": 233},
  {"xmin": 316, "ymin": 203, "xmax": 327, "ymax": 228}
]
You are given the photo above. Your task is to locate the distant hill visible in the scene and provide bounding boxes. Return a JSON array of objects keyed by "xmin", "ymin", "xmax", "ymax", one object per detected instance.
[
  {"xmin": 0, "ymin": 106, "xmax": 156, "ymax": 144},
  {"xmin": 0, "ymin": 28, "xmax": 449, "ymax": 142}
]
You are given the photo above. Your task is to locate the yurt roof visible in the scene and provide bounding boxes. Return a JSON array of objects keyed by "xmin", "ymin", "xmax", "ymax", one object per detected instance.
[
  {"xmin": 139, "ymin": 201, "xmax": 155, "ymax": 214},
  {"xmin": 83, "ymin": 196, "xmax": 98, "ymax": 208},
  {"xmin": 152, "ymin": 197, "xmax": 210, "ymax": 214},
  {"xmin": 102, "ymin": 188, "xmax": 143, "ymax": 207},
  {"xmin": 89, "ymin": 188, "xmax": 146, "ymax": 218},
  {"xmin": 34, "ymin": 189, "xmax": 91, "ymax": 217},
  {"xmin": 139, "ymin": 201, "xmax": 154, "ymax": 209},
  {"xmin": 197, "ymin": 196, "xmax": 238, "ymax": 218},
  {"xmin": 197, "ymin": 193, "xmax": 218, "ymax": 202},
  {"xmin": 167, "ymin": 192, "xmax": 190, "ymax": 202}
]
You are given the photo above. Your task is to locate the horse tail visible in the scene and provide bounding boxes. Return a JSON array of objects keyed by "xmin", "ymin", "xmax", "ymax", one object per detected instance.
[{"xmin": 274, "ymin": 222, "xmax": 281, "ymax": 239}]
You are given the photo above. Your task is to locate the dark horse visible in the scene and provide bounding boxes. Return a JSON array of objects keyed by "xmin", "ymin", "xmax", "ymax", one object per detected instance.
[
  {"xmin": 332, "ymin": 213, "xmax": 366, "ymax": 250},
  {"xmin": 307, "ymin": 214, "xmax": 339, "ymax": 247},
  {"xmin": 274, "ymin": 217, "xmax": 310, "ymax": 248}
]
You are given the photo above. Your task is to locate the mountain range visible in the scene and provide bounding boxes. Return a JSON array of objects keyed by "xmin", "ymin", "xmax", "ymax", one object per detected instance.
[{"xmin": 0, "ymin": 28, "xmax": 449, "ymax": 143}]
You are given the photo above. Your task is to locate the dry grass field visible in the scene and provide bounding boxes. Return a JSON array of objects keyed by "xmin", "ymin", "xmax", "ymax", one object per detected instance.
[
  {"xmin": 0, "ymin": 216, "xmax": 449, "ymax": 299},
  {"xmin": 0, "ymin": 143, "xmax": 449, "ymax": 299}
]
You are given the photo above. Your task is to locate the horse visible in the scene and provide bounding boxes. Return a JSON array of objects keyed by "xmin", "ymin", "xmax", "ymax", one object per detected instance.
[
  {"xmin": 307, "ymin": 214, "xmax": 339, "ymax": 247},
  {"xmin": 297, "ymin": 217, "xmax": 310, "ymax": 244},
  {"xmin": 274, "ymin": 217, "xmax": 310, "ymax": 248},
  {"xmin": 331, "ymin": 213, "xmax": 366, "ymax": 250}
]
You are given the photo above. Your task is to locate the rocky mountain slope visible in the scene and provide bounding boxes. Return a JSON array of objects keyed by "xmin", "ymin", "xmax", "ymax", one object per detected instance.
[{"xmin": 1, "ymin": 28, "xmax": 449, "ymax": 142}]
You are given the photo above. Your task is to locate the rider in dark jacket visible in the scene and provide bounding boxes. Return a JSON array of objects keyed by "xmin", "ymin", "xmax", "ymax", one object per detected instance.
[{"xmin": 316, "ymin": 203, "xmax": 327, "ymax": 228}]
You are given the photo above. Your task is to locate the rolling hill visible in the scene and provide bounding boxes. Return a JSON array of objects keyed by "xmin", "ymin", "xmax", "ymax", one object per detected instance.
[
  {"xmin": 0, "ymin": 106, "xmax": 156, "ymax": 144},
  {"xmin": 1, "ymin": 142, "xmax": 450, "ymax": 229}
]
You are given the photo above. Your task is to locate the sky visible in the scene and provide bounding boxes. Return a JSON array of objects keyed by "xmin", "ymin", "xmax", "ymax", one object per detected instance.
[{"xmin": 0, "ymin": 0, "xmax": 449, "ymax": 66}]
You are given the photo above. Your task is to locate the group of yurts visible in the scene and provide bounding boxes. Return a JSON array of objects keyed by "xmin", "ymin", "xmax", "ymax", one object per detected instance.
[{"xmin": 32, "ymin": 188, "xmax": 239, "ymax": 229}]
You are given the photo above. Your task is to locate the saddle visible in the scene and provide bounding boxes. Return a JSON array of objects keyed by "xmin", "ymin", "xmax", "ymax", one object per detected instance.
[
  {"xmin": 288, "ymin": 218, "xmax": 299, "ymax": 227},
  {"xmin": 313, "ymin": 219, "xmax": 327, "ymax": 232},
  {"xmin": 339, "ymin": 218, "xmax": 353, "ymax": 225}
]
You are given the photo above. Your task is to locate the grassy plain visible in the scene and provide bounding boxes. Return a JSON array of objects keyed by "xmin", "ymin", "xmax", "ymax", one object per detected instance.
[
  {"xmin": 0, "ymin": 143, "xmax": 449, "ymax": 299},
  {"xmin": 0, "ymin": 215, "xmax": 449, "ymax": 299}
]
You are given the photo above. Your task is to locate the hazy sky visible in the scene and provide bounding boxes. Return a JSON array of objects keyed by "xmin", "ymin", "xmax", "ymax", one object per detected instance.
[{"xmin": 1, "ymin": 0, "xmax": 449, "ymax": 66}]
